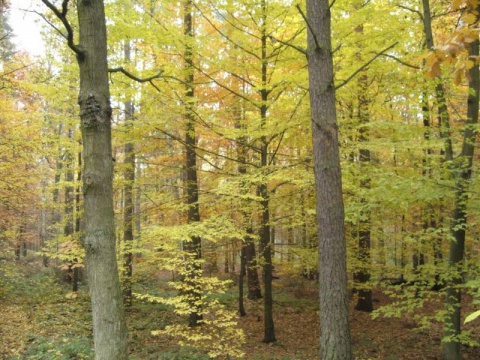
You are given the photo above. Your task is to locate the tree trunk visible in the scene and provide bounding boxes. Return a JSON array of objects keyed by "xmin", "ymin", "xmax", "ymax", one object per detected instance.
[
  {"xmin": 233, "ymin": 82, "xmax": 262, "ymax": 303},
  {"xmin": 306, "ymin": 0, "xmax": 352, "ymax": 357},
  {"xmin": 353, "ymin": 60, "xmax": 372, "ymax": 312},
  {"xmin": 183, "ymin": 0, "xmax": 202, "ymax": 327},
  {"xmin": 64, "ymin": 128, "xmax": 76, "ymax": 291},
  {"xmin": 73, "ymin": 151, "xmax": 82, "ymax": 293},
  {"xmin": 442, "ymin": 22, "xmax": 479, "ymax": 360},
  {"xmin": 239, "ymin": 244, "xmax": 247, "ymax": 316},
  {"xmin": 122, "ymin": 40, "xmax": 135, "ymax": 307},
  {"xmin": 245, "ymin": 230, "xmax": 262, "ymax": 300},
  {"xmin": 76, "ymin": 0, "xmax": 128, "ymax": 358},
  {"xmin": 259, "ymin": 0, "xmax": 275, "ymax": 342}
]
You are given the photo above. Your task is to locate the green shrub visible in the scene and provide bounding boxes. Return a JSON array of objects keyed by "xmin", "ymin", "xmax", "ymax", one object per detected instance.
[{"xmin": 19, "ymin": 335, "xmax": 93, "ymax": 360}]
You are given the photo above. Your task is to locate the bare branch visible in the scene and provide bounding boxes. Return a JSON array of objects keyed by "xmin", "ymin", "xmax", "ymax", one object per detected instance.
[
  {"xmin": 381, "ymin": 53, "xmax": 420, "ymax": 69},
  {"xmin": 108, "ymin": 67, "xmax": 164, "ymax": 83},
  {"xmin": 296, "ymin": 4, "xmax": 320, "ymax": 51},
  {"xmin": 40, "ymin": 0, "xmax": 85, "ymax": 59},
  {"xmin": 396, "ymin": 4, "xmax": 423, "ymax": 20},
  {"xmin": 336, "ymin": 42, "xmax": 398, "ymax": 90},
  {"xmin": 269, "ymin": 35, "xmax": 306, "ymax": 55},
  {"xmin": 31, "ymin": 10, "xmax": 66, "ymax": 40}
]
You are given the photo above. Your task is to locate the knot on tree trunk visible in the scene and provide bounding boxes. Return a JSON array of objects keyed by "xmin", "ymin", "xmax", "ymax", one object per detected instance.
[{"xmin": 79, "ymin": 93, "xmax": 106, "ymax": 129}]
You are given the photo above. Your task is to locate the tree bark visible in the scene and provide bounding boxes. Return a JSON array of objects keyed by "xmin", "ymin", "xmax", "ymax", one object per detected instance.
[
  {"xmin": 353, "ymin": 61, "xmax": 372, "ymax": 313},
  {"xmin": 183, "ymin": 0, "xmax": 202, "ymax": 327},
  {"xmin": 442, "ymin": 23, "xmax": 479, "ymax": 360},
  {"xmin": 259, "ymin": 0, "xmax": 275, "ymax": 342},
  {"xmin": 76, "ymin": 0, "xmax": 128, "ymax": 358},
  {"xmin": 239, "ymin": 244, "xmax": 247, "ymax": 316},
  {"xmin": 123, "ymin": 40, "xmax": 135, "ymax": 307},
  {"xmin": 245, "ymin": 230, "xmax": 262, "ymax": 300},
  {"xmin": 64, "ymin": 128, "xmax": 77, "ymax": 291},
  {"xmin": 306, "ymin": 0, "xmax": 352, "ymax": 358}
]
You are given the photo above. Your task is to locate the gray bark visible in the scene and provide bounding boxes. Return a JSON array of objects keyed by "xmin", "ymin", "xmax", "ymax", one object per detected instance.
[
  {"xmin": 76, "ymin": 0, "xmax": 128, "ymax": 358},
  {"xmin": 305, "ymin": 0, "xmax": 352, "ymax": 358}
]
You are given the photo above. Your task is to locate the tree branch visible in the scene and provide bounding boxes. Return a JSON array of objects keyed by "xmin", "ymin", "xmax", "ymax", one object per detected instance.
[
  {"xmin": 396, "ymin": 4, "xmax": 423, "ymax": 20},
  {"xmin": 31, "ymin": 10, "xmax": 66, "ymax": 40},
  {"xmin": 296, "ymin": 4, "xmax": 320, "ymax": 51},
  {"xmin": 381, "ymin": 53, "xmax": 420, "ymax": 69},
  {"xmin": 269, "ymin": 35, "xmax": 306, "ymax": 55},
  {"xmin": 336, "ymin": 42, "xmax": 398, "ymax": 90},
  {"xmin": 108, "ymin": 67, "xmax": 164, "ymax": 83},
  {"xmin": 40, "ymin": 0, "xmax": 85, "ymax": 59}
]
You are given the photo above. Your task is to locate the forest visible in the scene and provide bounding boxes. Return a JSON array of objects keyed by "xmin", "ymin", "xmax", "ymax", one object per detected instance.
[{"xmin": 1, "ymin": 0, "xmax": 480, "ymax": 359}]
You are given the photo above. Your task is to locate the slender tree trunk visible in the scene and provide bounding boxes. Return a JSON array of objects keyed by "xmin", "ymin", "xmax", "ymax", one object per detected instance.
[
  {"xmin": 422, "ymin": 0, "xmax": 453, "ymax": 161},
  {"xmin": 64, "ymin": 128, "xmax": 76, "ymax": 290},
  {"xmin": 40, "ymin": 184, "xmax": 49, "ymax": 267},
  {"xmin": 76, "ymin": 0, "xmax": 128, "ymax": 357},
  {"xmin": 239, "ymin": 244, "xmax": 247, "ymax": 316},
  {"xmin": 353, "ymin": 56, "xmax": 372, "ymax": 312},
  {"xmin": 306, "ymin": 0, "xmax": 352, "ymax": 357},
  {"xmin": 183, "ymin": 0, "xmax": 202, "ymax": 327},
  {"xmin": 122, "ymin": 40, "xmax": 135, "ymax": 307},
  {"xmin": 245, "ymin": 229, "xmax": 262, "ymax": 300},
  {"xmin": 234, "ymin": 94, "xmax": 262, "ymax": 307},
  {"xmin": 259, "ymin": 0, "xmax": 275, "ymax": 342},
  {"xmin": 442, "ymin": 23, "xmax": 479, "ymax": 360},
  {"xmin": 73, "ymin": 151, "xmax": 82, "ymax": 292}
]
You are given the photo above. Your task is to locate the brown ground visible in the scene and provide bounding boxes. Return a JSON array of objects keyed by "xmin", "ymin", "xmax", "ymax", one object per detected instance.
[
  {"xmin": 1, "ymin": 264, "xmax": 480, "ymax": 359},
  {"xmin": 234, "ymin": 279, "xmax": 480, "ymax": 360}
]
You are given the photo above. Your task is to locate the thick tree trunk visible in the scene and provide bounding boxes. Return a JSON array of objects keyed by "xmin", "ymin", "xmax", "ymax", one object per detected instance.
[
  {"xmin": 76, "ymin": 0, "xmax": 128, "ymax": 358},
  {"xmin": 306, "ymin": 0, "xmax": 352, "ymax": 358}
]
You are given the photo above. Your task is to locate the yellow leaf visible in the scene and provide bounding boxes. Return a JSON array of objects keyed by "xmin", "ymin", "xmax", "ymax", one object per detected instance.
[
  {"xmin": 426, "ymin": 61, "xmax": 442, "ymax": 79},
  {"xmin": 65, "ymin": 292, "xmax": 78, "ymax": 299},
  {"xmin": 464, "ymin": 12, "xmax": 478, "ymax": 25},
  {"xmin": 454, "ymin": 68, "xmax": 463, "ymax": 85},
  {"xmin": 453, "ymin": 0, "xmax": 462, "ymax": 11}
]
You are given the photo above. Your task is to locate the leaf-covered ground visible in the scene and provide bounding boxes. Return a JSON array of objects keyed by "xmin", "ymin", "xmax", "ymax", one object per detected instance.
[{"xmin": 1, "ymin": 261, "xmax": 479, "ymax": 359}]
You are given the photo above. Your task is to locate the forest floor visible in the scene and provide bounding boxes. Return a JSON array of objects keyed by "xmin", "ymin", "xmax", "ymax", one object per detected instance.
[{"xmin": 1, "ymin": 261, "xmax": 480, "ymax": 359}]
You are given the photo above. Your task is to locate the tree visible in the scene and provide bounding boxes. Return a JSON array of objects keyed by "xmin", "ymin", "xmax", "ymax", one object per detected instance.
[
  {"xmin": 122, "ymin": 39, "xmax": 135, "ymax": 307},
  {"xmin": 41, "ymin": 1, "xmax": 128, "ymax": 358},
  {"xmin": 441, "ymin": 5, "xmax": 479, "ymax": 358},
  {"xmin": 305, "ymin": 0, "xmax": 352, "ymax": 358},
  {"xmin": 182, "ymin": 0, "xmax": 203, "ymax": 327}
]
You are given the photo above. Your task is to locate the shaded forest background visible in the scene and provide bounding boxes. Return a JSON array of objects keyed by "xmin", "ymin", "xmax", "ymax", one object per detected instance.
[{"xmin": 1, "ymin": 0, "xmax": 480, "ymax": 359}]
